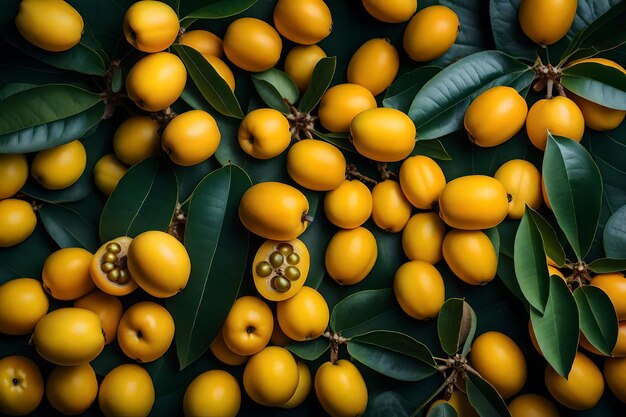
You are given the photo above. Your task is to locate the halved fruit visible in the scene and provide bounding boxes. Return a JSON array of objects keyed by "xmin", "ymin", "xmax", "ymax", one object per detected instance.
[
  {"xmin": 253, "ymin": 239, "xmax": 309, "ymax": 301},
  {"xmin": 90, "ymin": 237, "xmax": 138, "ymax": 296}
]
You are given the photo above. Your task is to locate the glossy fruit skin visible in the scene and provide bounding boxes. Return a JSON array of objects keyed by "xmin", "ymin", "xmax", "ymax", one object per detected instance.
[
  {"xmin": 162, "ymin": 110, "xmax": 221, "ymax": 166},
  {"xmin": 470, "ymin": 331, "xmax": 527, "ymax": 399},
  {"xmin": 16, "ymin": 0, "xmax": 83, "ymax": 52},
  {"xmin": 285, "ymin": 45, "xmax": 327, "ymax": 91},
  {"xmin": 443, "ymin": 229, "xmax": 497, "ymax": 285},
  {"xmin": 545, "ymin": 351, "xmax": 604, "ymax": 410},
  {"xmin": 526, "ymin": 96, "xmax": 585, "ymax": 151},
  {"xmin": 93, "ymin": 154, "xmax": 127, "ymax": 196},
  {"xmin": 90, "ymin": 236, "xmax": 138, "ymax": 296},
  {"xmin": 31, "ymin": 140, "xmax": 86, "ymax": 190},
  {"xmin": 281, "ymin": 360, "xmax": 312, "ymax": 409},
  {"xmin": 315, "ymin": 359, "xmax": 368, "ymax": 417},
  {"xmin": 123, "ymin": 0, "xmax": 179, "ymax": 52},
  {"xmin": 394, "ymin": 260, "xmax": 445, "ymax": 320},
  {"xmin": 0, "ymin": 355, "xmax": 43, "ymax": 416},
  {"xmin": 372, "ymin": 180, "xmax": 412, "ymax": 233},
  {"xmin": 464, "ymin": 86, "xmax": 528, "ymax": 147},
  {"xmin": 277, "ymin": 287, "xmax": 329, "ymax": 341},
  {"xmin": 127, "ymin": 230, "xmax": 191, "ymax": 298},
  {"xmin": 287, "ymin": 139, "xmax": 346, "ymax": 191},
  {"xmin": 184, "ymin": 370, "xmax": 241, "ymax": 417},
  {"xmin": 399, "ymin": 155, "xmax": 446, "ymax": 209},
  {"xmin": 402, "ymin": 213, "xmax": 446, "ymax": 264},
  {"xmin": 580, "ymin": 320, "xmax": 626, "ymax": 356},
  {"xmin": 519, "ymin": 0, "xmax": 577, "ymax": 45},
  {"xmin": 604, "ymin": 357, "xmax": 626, "ymax": 403},
  {"xmin": 238, "ymin": 108, "xmax": 292, "ymax": 159},
  {"xmin": 508, "ymin": 394, "xmax": 559, "ymax": 417},
  {"xmin": 429, "ymin": 391, "xmax": 478, "ymax": 417},
  {"xmin": 591, "ymin": 273, "xmax": 626, "ymax": 320},
  {"xmin": 0, "ymin": 278, "xmax": 48, "ymax": 335},
  {"xmin": 0, "ymin": 199, "xmax": 37, "ymax": 247},
  {"xmin": 494, "ymin": 159, "xmax": 542, "ymax": 219},
  {"xmin": 46, "ymin": 363, "xmax": 98, "ymax": 415},
  {"xmin": 362, "ymin": 0, "xmax": 417, "ymax": 23},
  {"xmin": 224, "ymin": 17, "xmax": 282, "ymax": 72},
  {"xmin": 113, "ymin": 116, "xmax": 160, "ymax": 166},
  {"xmin": 0, "ymin": 154, "xmax": 28, "ymax": 199},
  {"xmin": 210, "ymin": 331, "xmax": 249, "ymax": 366},
  {"xmin": 403, "ymin": 5, "xmax": 459, "ymax": 62},
  {"xmin": 42, "ymin": 247, "xmax": 94, "ymax": 300},
  {"xmin": 318, "ymin": 83, "xmax": 377, "ymax": 132},
  {"xmin": 223, "ymin": 296, "xmax": 273, "ymax": 356},
  {"xmin": 239, "ymin": 182, "xmax": 310, "ymax": 240},
  {"xmin": 325, "ymin": 227, "xmax": 377, "ymax": 285},
  {"xmin": 126, "ymin": 52, "xmax": 187, "ymax": 112},
  {"xmin": 547, "ymin": 265, "xmax": 565, "ymax": 281},
  {"xmin": 74, "ymin": 291, "xmax": 123, "ymax": 345},
  {"xmin": 98, "ymin": 364, "xmax": 155, "ymax": 417},
  {"xmin": 118, "ymin": 301, "xmax": 175, "ymax": 362},
  {"xmin": 33, "ymin": 307, "xmax": 104, "ymax": 366},
  {"xmin": 205, "ymin": 55, "xmax": 236, "ymax": 91},
  {"xmin": 243, "ymin": 346, "xmax": 299, "ymax": 406},
  {"xmin": 273, "ymin": 0, "xmax": 332, "ymax": 45},
  {"xmin": 179, "ymin": 29, "xmax": 223, "ymax": 58},
  {"xmin": 439, "ymin": 175, "xmax": 509, "ymax": 230},
  {"xmin": 324, "ymin": 179, "xmax": 373, "ymax": 229},
  {"xmin": 347, "ymin": 38, "xmax": 399, "ymax": 96},
  {"xmin": 351, "ymin": 108, "xmax": 416, "ymax": 162}
]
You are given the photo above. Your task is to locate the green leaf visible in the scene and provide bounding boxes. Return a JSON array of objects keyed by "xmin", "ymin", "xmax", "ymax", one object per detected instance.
[
  {"xmin": 410, "ymin": 378, "xmax": 449, "ymax": 417},
  {"xmin": 574, "ymin": 286, "xmax": 618, "ymax": 356},
  {"xmin": 489, "ymin": 0, "xmax": 537, "ymax": 61},
  {"xmin": 383, "ymin": 66, "xmax": 442, "ymax": 113},
  {"xmin": 366, "ymin": 391, "xmax": 412, "ymax": 417},
  {"xmin": 99, "ymin": 157, "xmax": 177, "ymax": 243},
  {"xmin": 298, "ymin": 56, "xmax": 337, "ymax": 114},
  {"xmin": 182, "ymin": 0, "xmax": 259, "ymax": 20},
  {"xmin": 251, "ymin": 68, "xmax": 299, "ymax": 113},
  {"xmin": 0, "ymin": 225, "xmax": 56, "ymax": 283},
  {"xmin": 299, "ymin": 194, "xmax": 334, "ymax": 289},
  {"xmin": 587, "ymin": 257, "xmax": 626, "ymax": 273},
  {"xmin": 561, "ymin": 63, "xmax": 626, "ymax": 110},
  {"xmin": 0, "ymin": 83, "xmax": 37, "ymax": 100},
  {"xmin": 173, "ymin": 159, "xmax": 220, "ymax": 204},
  {"xmin": 466, "ymin": 372, "xmax": 511, "ymax": 417},
  {"xmin": 530, "ymin": 277, "xmax": 579, "ymax": 378},
  {"xmin": 527, "ymin": 208, "xmax": 566, "ymax": 267},
  {"xmin": 286, "ymin": 337, "xmax": 329, "ymax": 361},
  {"xmin": 311, "ymin": 130, "xmax": 355, "ymax": 153},
  {"xmin": 172, "ymin": 44, "xmax": 243, "ymax": 119},
  {"xmin": 437, "ymin": 298, "xmax": 477, "ymax": 356},
  {"xmin": 348, "ymin": 330, "xmax": 437, "ymax": 382},
  {"xmin": 330, "ymin": 289, "xmax": 397, "ymax": 337},
  {"xmin": 167, "ymin": 165, "xmax": 251, "ymax": 369},
  {"xmin": 543, "ymin": 133, "xmax": 603, "ymax": 260},
  {"xmin": 111, "ymin": 66, "xmax": 123, "ymax": 93},
  {"xmin": 603, "ymin": 204, "xmax": 626, "ymax": 259},
  {"xmin": 0, "ymin": 84, "xmax": 104, "ymax": 153},
  {"xmin": 408, "ymin": 51, "xmax": 534, "ymax": 140},
  {"xmin": 410, "ymin": 139, "xmax": 451, "ymax": 161},
  {"xmin": 38, "ymin": 203, "xmax": 99, "ymax": 252},
  {"xmin": 427, "ymin": 402, "xmax": 457, "ymax": 417}
]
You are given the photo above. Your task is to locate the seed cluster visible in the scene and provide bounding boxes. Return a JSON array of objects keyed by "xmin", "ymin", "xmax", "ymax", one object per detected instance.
[
  {"xmin": 255, "ymin": 243, "xmax": 302, "ymax": 293},
  {"xmin": 100, "ymin": 242, "xmax": 131, "ymax": 285}
]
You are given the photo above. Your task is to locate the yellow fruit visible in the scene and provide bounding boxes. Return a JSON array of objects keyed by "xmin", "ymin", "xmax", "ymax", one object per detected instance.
[
  {"xmin": 318, "ymin": 83, "xmax": 377, "ymax": 132},
  {"xmin": 281, "ymin": 360, "xmax": 312, "ymax": 409},
  {"xmin": 545, "ymin": 351, "xmax": 604, "ymax": 410},
  {"xmin": 33, "ymin": 307, "xmax": 104, "ymax": 366},
  {"xmin": 123, "ymin": 0, "xmax": 179, "ymax": 52},
  {"xmin": 402, "ymin": 213, "xmax": 446, "ymax": 264},
  {"xmin": 0, "ymin": 278, "xmax": 48, "ymax": 335},
  {"xmin": 239, "ymin": 182, "xmax": 311, "ymax": 240},
  {"xmin": 238, "ymin": 108, "xmax": 292, "ymax": 159},
  {"xmin": 31, "ymin": 140, "xmax": 86, "ymax": 190},
  {"xmin": 526, "ymin": 96, "xmax": 585, "ymax": 151},
  {"xmin": 604, "ymin": 357, "xmax": 626, "ymax": 403},
  {"xmin": 519, "ymin": 0, "xmax": 577, "ymax": 45},
  {"xmin": 222, "ymin": 296, "xmax": 273, "ymax": 356},
  {"xmin": 277, "ymin": 287, "xmax": 329, "ymax": 341},
  {"xmin": 126, "ymin": 52, "xmax": 187, "ymax": 112},
  {"xmin": 0, "ymin": 154, "xmax": 28, "ymax": 199},
  {"xmin": 210, "ymin": 331, "xmax": 249, "ymax": 366},
  {"xmin": 179, "ymin": 29, "xmax": 224, "ymax": 58},
  {"xmin": 580, "ymin": 320, "xmax": 626, "ymax": 357},
  {"xmin": 508, "ymin": 394, "xmax": 559, "ymax": 417},
  {"xmin": 315, "ymin": 360, "xmax": 368, "ymax": 417},
  {"xmin": 127, "ymin": 230, "xmax": 191, "ymax": 298},
  {"xmin": 464, "ymin": 86, "xmax": 529, "ymax": 147},
  {"xmin": 42, "ymin": 247, "xmax": 94, "ymax": 300},
  {"xmin": 399, "ymin": 155, "xmax": 446, "ymax": 209},
  {"xmin": 273, "ymin": 0, "xmax": 332, "ymax": 45},
  {"xmin": 0, "ymin": 199, "xmax": 37, "ymax": 247},
  {"xmin": 0, "ymin": 356, "xmax": 43, "ymax": 416},
  {"xmin": 93, "ymin": 154, "xmax": 127, "ymax": 196},
  {"xmin": 362, "ymin": 0, "xmax": 417, "ymax": 23},
  {"xmin": 439, "ymin": 175, "xmax": 509, "ymax": 230},
  {"xmin": 90, "ymin": 236, "xmax": 138, "ymax": 296},
  {"xmin": 591, "ymin": 273, "xmax": 626, "ymax": 320},
  {"xmin": 162, "ymin": 110, "xmax": 221, "ymax": 166},
  {"xmin": 324, "ymin": 179, "xmax": 373, "ymax": 229},
  {"xmin": 16, "ymin": 0, "xmax": 83, "ymax": 52},
  {"xmin": 470, "ymin": 331, "xmax": 527, "ymax": 399},
  {"xmin": 494, "ymin": 159, "xmax": 542, "ymax": 219},
  {"xmin": 284, "ymin": 45, "xmax": 327, "ymax": 91},
  {"xmin": 443, "ymin": 229, "xmax": 497, "ymax": 285},
  {"xmin": 371, "ymin": 179, "xmax": 412, "ymax": 233},
  {"xmin": 74, "ymin": 290, "xmax": 123, "ymax": 345},
  {"xmin": 98, "ymin": 364, "xmax": 154, "ymax": 417},
  {"xmin": 429, "ymin": 391, "xmax": 478, "ymax": 417},
  {"xmin": 394, "ymin": 260, "xmax": 445, "ymax": 320},
  {"xmin": 118, "ymin": 301, "xmax": 174, "ymax": 362},
  {"xmin": 351, "ymin": 108, "xmax": 416, "ymax": 162},
  {"xmin": 347, "ymin": 38, "xmax": 399, "ymax": 96},
  {"xmin": 403, "ymin": 5, "xmax": 459, "ymax": 62},
  {"xmin": 548, "ymin": 265, "xmax": 565, "ymax": 281},
  {"xmin": 46, "ymin": 363, "xmax": 98, "ymax": 415},
  {"xmin": 113, "ymin": 116, "xmax": 160, "ymax": 166},
  {"xmin": 223, "ymin": 17, "xmax": 282, "ymax": 72},
  {"xmin": 243, "ymin": 346, "xmax": 299, "ymax": 406},
  {"xmin": 205, "ymin": 55, "xmax": 236, "ymax": 91},
  {"xmin": 184, "ymin": 370, "xmax": 241, "ymax": 417},
  {"xmin": 287, "ymin": 139, "xmax": 346, "ymax": 191},
  {"xmin": 271, "ymin": 317, "xmax": 293, "ymax": 347},
  {"xmin": 325, "ymin": 227, "xmax": 377, "ymax": 285}
]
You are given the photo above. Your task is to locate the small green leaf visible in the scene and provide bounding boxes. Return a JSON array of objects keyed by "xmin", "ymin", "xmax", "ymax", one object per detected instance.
[
  {"xmin": 251, "ymin": 68, "xmax": 299, "ymax": 113},
  {"xmin": 0, "ymin": 225, "xmax": 56, "ymax": 283},
  {"xmin": 561, "ymin": 63, "xmax": 626, "ymax": 110},
  {"xmin": 587, "ymin": 258, "xmax": 626, "ymax": 273},
  {"xmin": 527, "ymin": 208, "xmax": 566, "ymax": 267},
  {"xmin": 427, "ymin": 402, "xmax": 458, "ymax": 417},
  {"xmin": 330, "ymin": 289, "xmax": 397, "ymax": 337},
  {"xmin": 182, "ymin": 0, "xmax": 259, "ymax": 20},
  {"xmin": 312, "ymin": 130, "xmax": 355, "ymax": 153},
  {"xmin": 298, "ymin": 56, "xmax": 337, "ymax": 114},
  {"xmin": 383, "ymin": 66, "xmax": 442, "ymax": 113},
  {"xmin": 0, "ymin": 83, "xmax": 37, "ymax": 100},
  {"xmin": 410, "ymin": 139, "xmax": 451, "ymax": 161},
  {"xmin": 574, "ymin": 286, "xmax": 618, "ymax": 356},
  {"xmin": 299, "ymin": 194, "xmax": 334, "ymax": 289},
  {"xmin": 437, "ymin": 298, "xmax": 477, "ymax": 356},
  {"xmin": 286, "ymin": 338, "xmax": 329, "ymax": 361},
  {"xmin": 466, "ymin": 372, "xmax": 511, "ymax": 417},
  {"xmin": 38, "ymin": 203, "xmax": 100, "ymax": 252},
  {"xmin": 603, "ymin": 204, "xmax": 626, "ymax": 259},
  {"xmin": 111, "ymin": 66, "xmax": 123, "ymax": 93}
]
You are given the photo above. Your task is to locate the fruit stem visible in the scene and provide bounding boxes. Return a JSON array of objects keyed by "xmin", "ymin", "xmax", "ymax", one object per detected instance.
[
  {"xmin": 546, "ymin": 78, "xmax": 554, "ymax": 99},
  {"xmin": 302, "ymin": 213, "xmax": 315, "ymax": 223},
  {"xmin": 346, "ymin": 164, "xmax": 377, "ymax": 185},
  {"xmin": 377, "ymin": 163, "xmax": 397, "ymax": 181}
]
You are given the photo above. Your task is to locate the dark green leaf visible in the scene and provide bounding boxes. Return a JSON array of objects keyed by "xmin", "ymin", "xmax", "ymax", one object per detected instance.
[
  {"xmin": 365, "ymin": 391, "xmax": 412, "ymax": 417},
  {"xmin": 410, "ymin": 378, "xmax": 449, "ymax": 417},
  {"xmin": 574, "ymin": 285, "xmax": 618, "ymax": 356},
  {"xmin": 182, "ymin": 0, "xmax": 259, "ymax": 20},
  {"xmin": 0, "ymin": 225, "xmax": 56, "ymax": 283},
  {"xmin": 466, "ymin": 372, "xmax": 511, "ymax": 417},
  {"xmin": 311, "ymin": 130, "xmax": 355, "ymax": 153},
  {"xmin": 173, "ymin": 159, "xmax": 220, "ymax": 204},
  {"xmin": 383, "ymin": 66, "xmax": 441, "ymax": 113},
  {"xmin": 0, "ymin": 83, "xmax": 37, "ymax": 100},
  {"xmin": 38, "ymin": 203, "xmax": 99, "ymax": 252},
  {"xmin": 561, "ymin": 63, "xmax": 626, "ymax": 110},
  {"xmin": 299, "ymin": 194, "xmax": 334, "ymax": 289},
  {"xmin": 111, "ymin": 66, "xmax": 123, "ymax": 93},
  {"xmin": 409, "ymin": 139, "xmax": 451, "ymax": 161},
  {"xmin": 603, "ymin": 204, "xmax": 626, "ymax": 259},
  {"xmin": 298, "ymin": 56, "xmax": 337, "ymax": 114},
  {"xmin": 437, "ymin": 298, "xmax": 477, "ymax": 356},
  {"xmin": 588, "ymin": 257, "xmax": 626, "ymax": 273},
  {"xmin": 427, "ymin": 402, "xmax": 457, "ymax": 417},
  {"xmin": 251, "ymin": 68, "xmax": 299, "ymax": 113},
  {"xmin": 489, "ymin": 0, "xmax": 537, "ymax": 61},
  {"xmin": 330, "ymin": 289, "xmax": 397, "ymax": 337},
  {"xmin": 527, "ymin": 208, "xmax": 566, "ymax": 267},
  {"xmin": 286, "ymin": 337, "xmax": 329, "ymax": 361},
  {"xmin": 167, "ymin": 165, "xmax": 251, "ymax": 369},
  {"xmin": 484, "ymin": 227, "xmax": 500, "ymax": 257}
]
